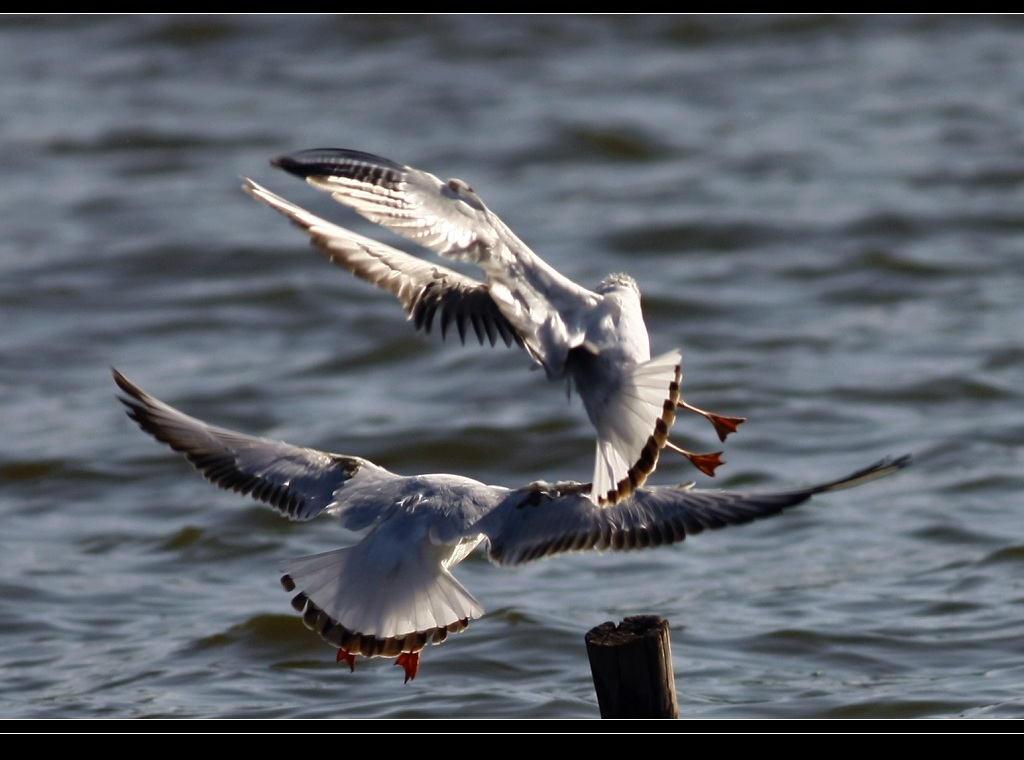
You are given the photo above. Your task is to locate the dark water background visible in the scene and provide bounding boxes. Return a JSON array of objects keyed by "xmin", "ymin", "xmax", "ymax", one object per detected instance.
[{"xmin": 2, "ymin": 15, "xmax": 1023, "ymax": 720}]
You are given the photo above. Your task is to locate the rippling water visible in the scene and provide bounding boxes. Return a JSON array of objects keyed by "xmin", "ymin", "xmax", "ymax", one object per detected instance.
[{"xmin": 3, "ymin": 15, "xmax": 1023, "ymax": 720}]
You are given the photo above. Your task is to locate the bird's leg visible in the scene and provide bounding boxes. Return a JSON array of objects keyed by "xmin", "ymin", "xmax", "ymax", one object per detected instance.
[
  {"xmin": 664, "ymin": 440, "xmax": 724, "ymax": 477},
  {"xmin": 395, "ymin": 652, "xmax": 420, "ymax": 683},
  {"xmin": 677, "ymin": 399, "xmax": 746, "ymax": 443},
  {"xmin": 336, "ymin": 648, "xmax": 356, "ymax": 672}
]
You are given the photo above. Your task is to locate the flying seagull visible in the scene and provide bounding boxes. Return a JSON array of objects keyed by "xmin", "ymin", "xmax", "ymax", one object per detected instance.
[
  {"xmin": 242, "ymin": 148, "xmax": 746, "ymax": 506},
  {"xmin": 113, "ymin": 367, "xmax": 909, "ymax": 682}
]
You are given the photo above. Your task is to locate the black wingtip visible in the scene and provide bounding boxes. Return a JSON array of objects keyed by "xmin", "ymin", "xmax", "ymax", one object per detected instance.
[
  {"xmin": 809, "ymin": 452, "xmax": 914, "ymax": 495},
  {"xmin": 111, "ymin": 366, "xmax": 136, "ymax": 399},
  {"xmin": 270, "ymin": 152, "xmax": 315, "ymax": 177},
  {"xmin": 270, "ymin": 148, "xmax": 405, "ymax": 180},
  {"xmin": 890, "ymin": 453, "xmax": 914, "ymax": 469}
]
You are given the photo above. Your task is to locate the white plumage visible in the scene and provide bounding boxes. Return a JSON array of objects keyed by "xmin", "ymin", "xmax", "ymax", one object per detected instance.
[
  {"xmin": 114, "ymin": 368, "xmax": 909, "ymax": 681},
  {"xmin": 242, "ymin": 148, "xmax": 746, "ymax": 505}
]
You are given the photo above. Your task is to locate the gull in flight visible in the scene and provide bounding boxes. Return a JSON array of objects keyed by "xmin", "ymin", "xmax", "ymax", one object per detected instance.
[
  {"xmin": 114, "ymin": 368, "xmax": 909, "ymax": 682},
  {"xmin": 242, "ymin": 148, "xmax": 746, "ymax": 506}
]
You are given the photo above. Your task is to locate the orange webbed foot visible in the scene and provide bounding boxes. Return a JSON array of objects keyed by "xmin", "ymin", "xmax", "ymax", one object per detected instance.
[
  {"xmin": 678, "ymin": 400, "xmax": 746, "ymax": 443},
  {"xmin": 395, "ymin": 652, "xmax": 420, "ymax": 683},
  {"xmin": 665, "ymin": 441, "xmax": 724, "ymax": 477},
  {"xmin": 705, "ymin": 413, "xmax": 746, "ymax": 443},
  {"xmin": 336, "ymin": 648, "xmax": 356, "ymax": 672}
]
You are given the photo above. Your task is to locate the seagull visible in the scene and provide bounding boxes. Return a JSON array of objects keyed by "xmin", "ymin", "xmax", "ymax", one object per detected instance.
[
  {"xmin": 113, "ymin": 367, "xmax": 910, "ymax": 682},
  {"xmin": 241, "ymin": 148, "xmax": 746, "ymax": 506}
]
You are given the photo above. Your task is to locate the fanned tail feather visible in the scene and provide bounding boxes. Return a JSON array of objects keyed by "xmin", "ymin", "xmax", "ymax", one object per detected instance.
[
  {"xmin": 281, "ymin": 544, "xmax": 483, "ymax": 658},
  {"xmin": 592, "ymin": 351, "xmax": 682, "ymax": 506}
]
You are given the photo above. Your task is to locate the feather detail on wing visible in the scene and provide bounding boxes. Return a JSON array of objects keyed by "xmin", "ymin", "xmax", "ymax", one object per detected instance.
[
  {"xmin": 112, "ymin": 368, "xmax": 392, "ymax": 522},
  {"xmin": 243, "ymin": 178, "xmax": 520, "ymax": 348},
  {"xmin": 269, "ymin": 149, "xmax": 598, "ymax": 363},
  {"xmin": 476, "ymin": 455, "xmax": 912, "ymax": 566}
]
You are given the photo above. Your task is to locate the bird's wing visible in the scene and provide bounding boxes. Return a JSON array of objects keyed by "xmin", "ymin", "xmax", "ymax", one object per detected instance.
[
  {"xmin": 270, "ymin": 148, "xmax": 599, "ymax": 373},
  {"xmin": 474, "ymin": 455, "xmax": 912, "ymax": 566},
  {"xmin": 112, "ymin": 368, "xmax": 400, "ymax": 525},
  {"xmin": 116, "ymin": 368, "xmax": 503, "ymax": 662},
  {"xmin": 243, "ymin": 178, "xmax": 521, "ymax": 348}
]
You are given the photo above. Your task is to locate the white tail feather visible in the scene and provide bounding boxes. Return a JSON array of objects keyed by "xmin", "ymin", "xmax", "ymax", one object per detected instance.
[
  {"xmin": 284, "ymin": 539, "xmax": 483, "ymax": 641},
  {"xmin": 591, "ymin": 350, "xmax": 682, "ymax": 504}
]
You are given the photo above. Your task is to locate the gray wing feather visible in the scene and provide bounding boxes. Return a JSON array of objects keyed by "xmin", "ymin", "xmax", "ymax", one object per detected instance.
[
  {"xmin": 477, "ymin": 456, "xmax": 912, "ymax": 566},
  {"xmin": 243, "ymin": 178, "xmax": 520, "ymax": 348},
  {"xmin": 112, "ymin": 368, "xmax": 395, "ymax": 522},
  {"xmin": 271, "ymin": 149, "xmax": 518, "ymax": 262},
  {"xmin": 268, "ymin": 149, "xmax": 598, "ymax": 359}
]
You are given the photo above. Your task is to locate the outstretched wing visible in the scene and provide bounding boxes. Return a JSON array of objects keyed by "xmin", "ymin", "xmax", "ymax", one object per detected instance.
[
  {"xmin": 112, "ymin": 368, "xmax": 399, "ymax": 524},
  {"xmin": 269, "ymin": 148, "xmax": 599, "ymax": 374},
  {"xmin": 243, "ymin": 178, "xmax": 520, "ymax": 348},
  {"xmin": 269, "ymin": 149, "xmax": 571, "ymax": 285},
  {"xmin": 474, "ymin": 455, "xmax": 912, "ymax": 566}
]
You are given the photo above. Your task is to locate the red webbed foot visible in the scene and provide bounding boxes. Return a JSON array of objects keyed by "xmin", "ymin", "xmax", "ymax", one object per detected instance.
[
  {"xmin": 336, "ymin": 648, "xmax": 356, "ymax": 672},
  {"xmin": 678, "ymin": 400, "xmax": 746, "ymax": 443},
  {"xmin": 395, "ymin": 652, "xmax": 420, "ymax": 683},
  {"xmin": 665, "ymin": 441, "xmax": 725, "ymax": 477}
]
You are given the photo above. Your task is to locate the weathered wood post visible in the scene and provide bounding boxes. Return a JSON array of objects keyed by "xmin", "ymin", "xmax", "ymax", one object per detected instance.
[{"xmin": 585, "ymin": 615, "xmax": 678, "ymax": 719}]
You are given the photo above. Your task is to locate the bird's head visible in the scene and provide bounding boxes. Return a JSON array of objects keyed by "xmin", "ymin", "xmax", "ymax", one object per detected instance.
[
  {"xmin": 596, "ymin": 272, "xmax": 640, "ymax": 297},
  {"xmin": 442, "ymin": 177, "xmax": 487, "ymax": 212}
]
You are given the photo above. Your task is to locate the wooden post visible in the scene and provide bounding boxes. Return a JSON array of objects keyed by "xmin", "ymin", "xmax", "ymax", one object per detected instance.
[{"xmin": 585, "ymin": 615, "xmax": 678, "ymax": 719}]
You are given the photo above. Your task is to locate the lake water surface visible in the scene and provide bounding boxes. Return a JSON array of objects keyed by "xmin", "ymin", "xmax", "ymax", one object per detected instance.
[{"xmin": 2, "ymin": 15, "xmax": 1023, "ymax": 720}]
